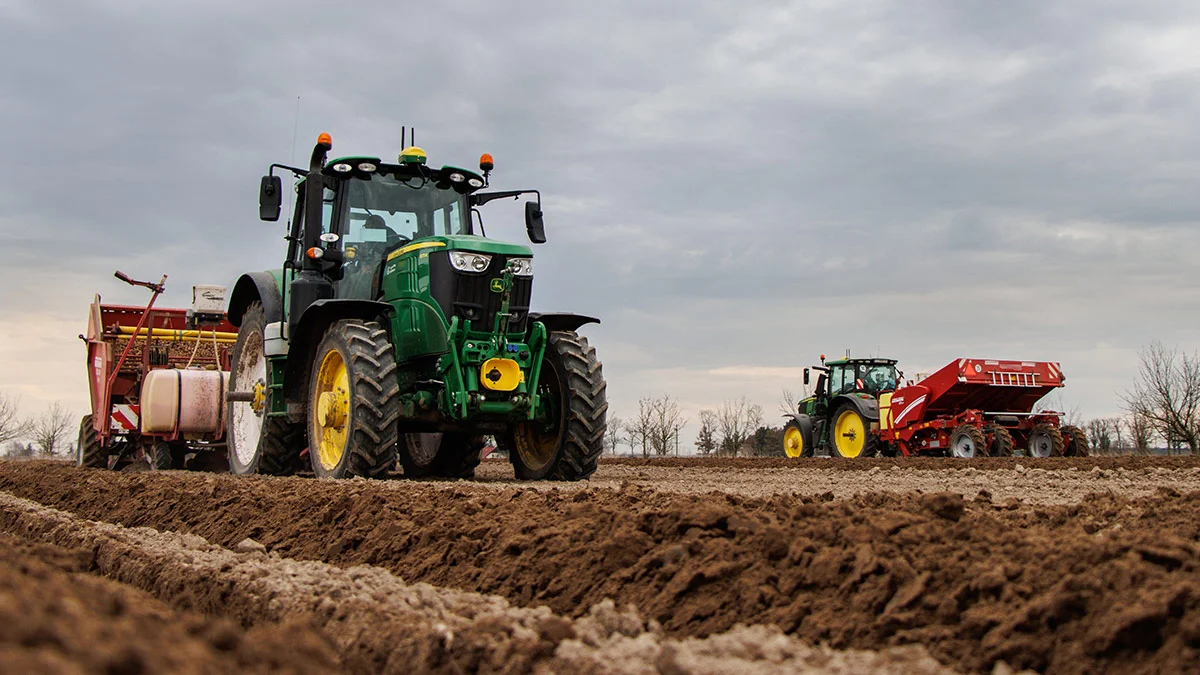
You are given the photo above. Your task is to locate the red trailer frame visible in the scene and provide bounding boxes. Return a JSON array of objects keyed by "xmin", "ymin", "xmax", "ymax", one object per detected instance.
[
  {"xmin": 83, "ymin": 272, "xmax": 235, "ymax": 467},
  {"xmin": 880, "ymin": 358, "xmax": 1083, "ymax": 457}
]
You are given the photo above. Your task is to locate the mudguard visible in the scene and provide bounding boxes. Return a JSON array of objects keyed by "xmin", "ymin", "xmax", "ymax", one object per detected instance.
[
  {"xmin": 784, "ymin": 413, "xmax": 815, "ymax": 454},
  {"xmin": 282, "ymin": 299, "xmax": 394, "ymax": 400},
  {"xmin": 528, "ymin": 312, "xmax": 600, "ymax": 334},
  {"xmin": 831, "ymin": 394, "xmax": 879, "ymax": 422},
  {"xmin": 227, "ymin": 272, "xmax": 282, "ymax": 327}
]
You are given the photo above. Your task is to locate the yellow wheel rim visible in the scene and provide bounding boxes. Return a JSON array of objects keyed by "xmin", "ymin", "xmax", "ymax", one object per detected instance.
[
  {"xmin": 312, "ymin": 348, "xmax": 350, "ymax": 471},
  {"xmin": 834, "ymin": 409, "xmax": 865, "ymax": 458},
  {"xmin": 513, "ymin": 421, "xmax": 558, "ymax": 471},
  {"xmin": 784, "ymin": 425, "xmax": 804, "ymax": 458}
]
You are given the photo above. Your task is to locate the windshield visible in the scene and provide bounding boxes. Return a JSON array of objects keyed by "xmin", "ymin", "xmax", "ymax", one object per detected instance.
[
  {"xmin": 339, "ymin": 174, "xmax": 469, "ymax": 246},
  {"xmin": 832, "ymin": 363, "xmax": 898, "ymax": 395}
]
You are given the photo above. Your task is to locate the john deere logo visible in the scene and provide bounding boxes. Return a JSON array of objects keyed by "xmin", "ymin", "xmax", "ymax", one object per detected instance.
[{"xmin": 489, "ymin": 278, "xmax": 508, "ymax": 293}]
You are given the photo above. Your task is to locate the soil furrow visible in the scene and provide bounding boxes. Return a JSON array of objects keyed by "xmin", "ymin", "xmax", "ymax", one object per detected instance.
[{"xmin": 1, "ymin": 461, "xmax": 1198, "ymax": 673}]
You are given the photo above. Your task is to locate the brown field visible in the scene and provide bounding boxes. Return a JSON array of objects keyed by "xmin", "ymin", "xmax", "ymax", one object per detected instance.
[{"xmin": 1, "ymin": 456, "xmax": 1198, "ymax": 674}]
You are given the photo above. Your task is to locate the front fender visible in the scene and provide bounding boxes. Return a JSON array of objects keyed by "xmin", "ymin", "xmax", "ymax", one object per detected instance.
[
  {"xmin": 528, "ymin": 312, "xmax": 599, "ymax": 334},
  {"xmin": 282, "ymin": 299, "xmax": 394, "ymax": 401}
]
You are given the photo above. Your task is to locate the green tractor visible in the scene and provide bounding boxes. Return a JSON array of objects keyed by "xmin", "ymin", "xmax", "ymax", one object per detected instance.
[
  {"xmin": 782, "ymin": 354, "xmax": 898, "ymax": 459},
  {"xmin": 224, "ymin": 133, "xmax": 606, "ymax": 480}
]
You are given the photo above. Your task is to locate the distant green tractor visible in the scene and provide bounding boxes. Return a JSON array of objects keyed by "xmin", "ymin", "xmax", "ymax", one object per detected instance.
[
  {"xmin": 225, "ymin": 133, "xmax": 606, "ymax": 481},
  {"xmin": 782, "ymin": 355, "xmax": 898, "ymax": 459}
]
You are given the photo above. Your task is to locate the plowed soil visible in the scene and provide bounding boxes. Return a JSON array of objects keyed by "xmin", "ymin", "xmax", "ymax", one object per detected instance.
[{"xmin": 1, "ymin": 457, "xmax": 1198, "ymax": 674}]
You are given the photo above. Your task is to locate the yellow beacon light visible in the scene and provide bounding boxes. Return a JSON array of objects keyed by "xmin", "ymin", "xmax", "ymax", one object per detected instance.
[{"xmin": 399, "ymin": 146, "xmax": 427, "ymax": 165}]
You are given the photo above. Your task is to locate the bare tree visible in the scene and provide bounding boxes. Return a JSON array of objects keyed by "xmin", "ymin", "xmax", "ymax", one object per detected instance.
[
  {"xmin": 0, "ymin": 392, "xmax": 29, "ymax": 445},
  {"xmin": 778, "ymin": 389, "xmax": 799, "ymax": 417},
  {"xmin": 605, "ymin": 417, "xmax": 626, "ymax": 456},
  {"xmin": 646, "ymin": 396, "xmax": 686, "ymax": 456},
  {"xmin": 1121, "ymin": 342, "xmax": 1200, "ymax": 453},
  {"xmin": 1124, "ymin": 412, "xmax": 1156, "ymax": 455},
  {"xmin": 715, "ymin": 396, "xmax": 763, "ymax": 457},
  {"xmin": 627, "ymin": 398, "xmax": 656, "ymax": 458},
  {"xmin": 1085, "ymin": 418, "xmax": 1114, "ymax": 454},
  {"xmin": 30, "ymin": 402, "xmax": 73, "ymax": 457},
  {"xmin": 695, "ymin": 410, "xmax": 717, "ymax": 455}
]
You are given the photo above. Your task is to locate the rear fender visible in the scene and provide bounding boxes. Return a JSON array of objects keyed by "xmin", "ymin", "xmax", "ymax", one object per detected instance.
[
  {"xmin": 227, "ymin": 272, "xmax": 283, "ymax": 327},
  {"xmin": 282, "ymin": 299, "xmax": 394, "ymax": 401},
  {"xmin": 831, "ymin": 394, "xmax": 879, "ymax": 422}
]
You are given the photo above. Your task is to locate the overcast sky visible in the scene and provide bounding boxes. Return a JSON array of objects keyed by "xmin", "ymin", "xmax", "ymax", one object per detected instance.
[{"xmin": 2, "ymin": 0, "xmax": 1198, "ymax": 450}]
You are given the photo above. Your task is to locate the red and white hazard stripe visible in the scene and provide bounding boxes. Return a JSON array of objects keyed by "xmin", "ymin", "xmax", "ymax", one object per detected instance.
[{"xmin": 111, "ymin": 404, "xmax": 140, "ymax": 432}]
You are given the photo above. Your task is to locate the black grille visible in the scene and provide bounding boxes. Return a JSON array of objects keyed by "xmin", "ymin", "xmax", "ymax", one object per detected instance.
[{"xmin": 430, "ymin": 253, "xmax": 531, "ymax": 334}]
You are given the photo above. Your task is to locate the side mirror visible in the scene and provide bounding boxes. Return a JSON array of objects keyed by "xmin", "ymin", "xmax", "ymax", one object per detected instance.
[
  {"xmin": 803, "ymin": 367, "xmax": 810, "ymax": 385},
  {"xmin": 259, "ymin": 175, "xmax": 282, "ymax": 222},
  {"xmin": 525, "ymin": 201, "xmax": 546, "ymax": 244}
]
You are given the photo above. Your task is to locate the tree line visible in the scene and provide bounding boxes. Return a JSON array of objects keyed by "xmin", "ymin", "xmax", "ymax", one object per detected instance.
[
  {"xmin": 0, "ymin": 393, "xmax": 75, "ymax": 458},
  {"xmin": 605, "ymin": 394, "xmax": 785, "ymax": 457}
]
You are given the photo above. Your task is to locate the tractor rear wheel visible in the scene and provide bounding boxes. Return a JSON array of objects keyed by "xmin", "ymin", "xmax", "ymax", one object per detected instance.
[
  {"xmin": 1027, "ymin": 423, "xmax": 1064, "ymax": 458},
  {"xmin": 831, "ymin": 405, "xmax": 878, "ymax": 458},
  {"xmin": 1062, "ymin": 425, "xmax": 1089, "ymax": 457},
  {"xmin": 949, "ymin": 424, "xmax": 986, "ymax": 458},
  {"xmin": 984, "ymin": 423, "xmax": 1014, "ymax": 457},
  {"xmin": 503, "ymin": 331, "xmax": 606, "ymax": 480},
  {"xmin": 306, "ymin": 320, "xmax": 399, "ymax": 479},
  {"xmin": 782, "ymin": 419, "xmax": 813, "ymax": 458},
  {"xmin": 401, "ymin": 432, "xmax": 486, "ymax": 479},
  {"xmin": 228, "ymin": 302, "xmax": 305, "ymax": 476},
  {"xmin": 77, "ymin": 415, "xmax": 106, "ymax": 469}
]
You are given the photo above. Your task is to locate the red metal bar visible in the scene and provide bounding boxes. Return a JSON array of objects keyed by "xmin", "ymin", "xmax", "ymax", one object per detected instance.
[{"xmin": 101, "ymin": 272, "xmax": 167, "ymax": 433}]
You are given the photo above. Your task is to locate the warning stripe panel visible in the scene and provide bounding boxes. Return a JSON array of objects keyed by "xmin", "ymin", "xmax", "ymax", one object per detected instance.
[{"xmin": 111, "ymin": 404, "xmax": 140, "ymax": 432}]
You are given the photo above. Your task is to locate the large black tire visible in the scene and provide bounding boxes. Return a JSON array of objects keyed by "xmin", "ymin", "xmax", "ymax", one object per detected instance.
[
  {"xmin": 227, "ymin": 302, "xmax": 305, "ymax": 476},
  {"xmin": 77, "ymin": 415, "xmax": 107, "ymax": 469},
  {"xmin": 984, "ymin": 423, "xmax": 1014, "ymax": 457},
  {"xmin": 1027, "ymin": 423, "xmax": 1065, "ymax": 458},
  {"xmin": 830, "ymin": 405, "xmax": 878, "ymax": 459},
  {"xmin": 1062, "ymin": 425, "xmax": 1089, "ymax": 457},
  {"xmin": 949, "ymin": 424, "xmax": 986, "ymax": 458},
  {"xmin": 306, "ymin": 320, "xmax": 399, "ymax": 479},
  {"xmin": 400, "ymin": 433, "xmax": 485, "ymax": 479},
  {"xmin": 152, "ymin": 441, "xmax": 187, "ymax": 471},
  {"xmin": 782, "ymin": 418, "xmax": 814, "ymax": 458},
  {"xmin": 503, "ymin": 331, "xmax": 606, "ymax": 480}
]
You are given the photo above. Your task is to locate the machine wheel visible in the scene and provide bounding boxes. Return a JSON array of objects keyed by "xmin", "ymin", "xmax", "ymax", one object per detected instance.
[
  {"xmin": 984, "ymin": 423, "xmax": 1015, "ymax": 457},
  {"xmin": 152, "ymin": 441, "xmax": 187, "ymax": 471},
  {"xmin": 949, "ymin": 424, "xmax": 986, "ymax": 458},
  {"xmin": 227, "ymin": 302, "xmax": 305, "ymax": 476},
  {"xmin": 77, "ymin": 415, "xmax": 107, "ymax": 469},
  {"xmin": 1062, "ymin": 425, "xmax": 1089, "ymax": 457},
  {"xmin": 400, "ymin": 433, "xmax": 486, "ymax": 479},
  {"xmin": 782, "ymin": 419, "xmax": 813, "ymax": 458},
  {"xmin": 306, "ymin": 320, "xmax": 399, "ymax": 479},
  {"xmin": 504, "ymin": 331, "xmax": 606, "ymax": 480},
  {"xmin": 830, "ymin": 405, "xmax": 878, "ymax": 459},
  {"xmin": 1027, "ymin": 423, "xmax": 1065, "ymax": 458}
]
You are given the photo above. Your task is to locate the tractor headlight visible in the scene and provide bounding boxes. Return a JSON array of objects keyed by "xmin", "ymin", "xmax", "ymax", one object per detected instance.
[
  {"xmin": 450, "ymin": 251, "xmax": 492, "ymax": 273},
  {"xmin": 507, "ymin": 258, "xmax": 533, "ymax": 277}
]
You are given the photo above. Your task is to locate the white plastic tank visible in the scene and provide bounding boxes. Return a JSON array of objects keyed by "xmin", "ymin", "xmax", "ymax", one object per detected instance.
[{"xmin": 141, "ymin": 369, "xmax": 230, "ymax": 435}]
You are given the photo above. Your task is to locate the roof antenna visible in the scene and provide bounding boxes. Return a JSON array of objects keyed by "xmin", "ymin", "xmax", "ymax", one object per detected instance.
[{"xmin": 401, "ymin": 126, "xmax": 406, "ymax": 149}]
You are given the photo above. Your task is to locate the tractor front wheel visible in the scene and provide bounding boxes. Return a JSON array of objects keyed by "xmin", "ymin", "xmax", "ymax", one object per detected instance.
[
  {"xmin": 949, "ymin": 424, "xmax": 986, "ymax": 458},
  {"xmin": 1027, "ymin": 423, "xmax": 1065, "ymax": 458},
  {"xmin": 77, "ymin": 415, "xmax": 106, "ymax": 469},
  {"xmin": 1062, "ymin": 425, "xmax": 1089, "ymax": 457},
  {"xmin": 227, "ymin": 302, "xmax": 305, "ymax": 476},
  {"xmin": 503, "ymin": 331, "xmax": 606, "ymax": 480},
  {"xmin": 783, "ymin": 419, "xmax": 813, "ymax": 458},
  {"xmin": 401, "ymin": 432, "xmax": 486, "ymax": 479},
  {"xmin": 831, "ymin": 405, "xmax": 878, "ymax": 459},
  {"xmin": 306, "ymin": 320, "xmax": 399, "ymax": 479}
]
